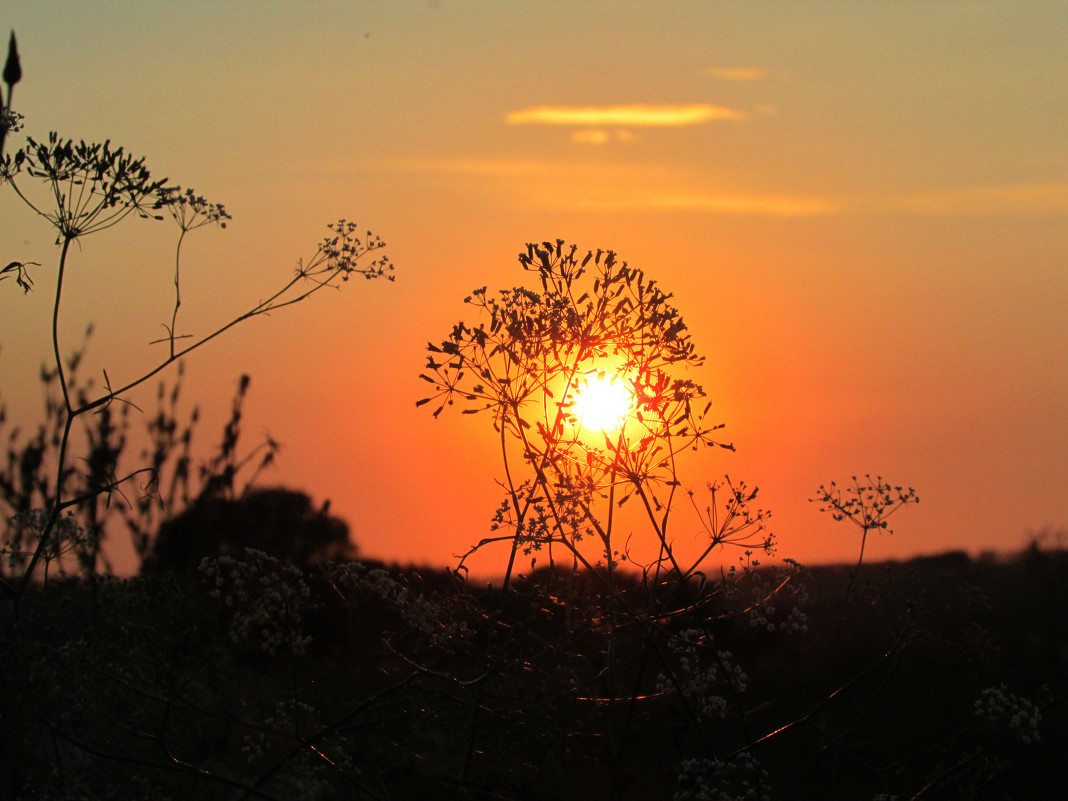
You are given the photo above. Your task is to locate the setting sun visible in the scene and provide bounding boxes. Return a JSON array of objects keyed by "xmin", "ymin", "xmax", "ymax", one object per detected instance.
[
  {"xmin": 572, "ymin": 373, "xmax": 634, "ymax": 432},
  {"xmin": 3, "ymin": 0, "xmax": 1066, "ymax": 591}
]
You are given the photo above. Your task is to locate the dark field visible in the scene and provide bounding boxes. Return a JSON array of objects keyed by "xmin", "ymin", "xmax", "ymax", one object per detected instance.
[{"xmin": 2, "ymin": 546, "xmax": 1064, "ymax": 800}]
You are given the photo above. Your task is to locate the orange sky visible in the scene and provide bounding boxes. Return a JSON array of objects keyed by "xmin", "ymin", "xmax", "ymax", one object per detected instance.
[{"xmin": 2, "ymin": 2, "xmax": 1066, "ymax": 577}]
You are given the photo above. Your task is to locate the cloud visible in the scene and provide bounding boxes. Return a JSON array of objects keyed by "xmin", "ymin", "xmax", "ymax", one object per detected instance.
[
  {"xmin": 706, "ymin": 67, "xmax": 769, "ymax": 82},
  {"xmin": 506, "ymin": 103, "xmax": 747, "ymax": 127},
  {"xmin": 570, "ymin": 128, "xmax": 636, "ymax": 145},
  {"xmin": 880, "ymin": 183, "xmax": 1068, "ymax": 216},
  {"xmin": 571, "ymin": 129, "xmax": 610, "ymax": 145},
  {"xmin": 370, "ymin": 157, "xmax": 570, "ymax": 178},
  {"xmin": 366, "ymin": 157, "xmax": 837, "ymax": 216},
  {"xmin": 571, "ymin": 191, "xmax": 840, "ymax": 217}
]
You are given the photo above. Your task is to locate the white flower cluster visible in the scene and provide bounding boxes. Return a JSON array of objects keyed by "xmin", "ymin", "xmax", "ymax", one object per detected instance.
[
  {"xmin": 656, "ymin": 629, "xmax": 747, "ymax": 719},
  {"xmin": 674, "ymin": 753, "xmax": 771, "ymax": 801},
  {"xmin": 241, "ymin": 697, "xmax": 319, "ymax": 765},
  {"xmin": 974, "ymin": 684, "xmax": 1042, "ymax": 744},
  {"xmin": 329, "ymin": 563, "xmax": 468, "ymax": 650},
  {"xmin": 329, "ymin": 563, "xmax": 403, "ymax": 603},
  {"xmin": 3, "ymin": 508, "xmax": 95, "ymax": 569},
  {"xmin": 199, "ymin": 548, "xmax": 312, "ymax": 656},
  {"xmin": 782, "ymin": 606, "xmax": 809, "ymax": 635},
  {"xmin": 238, "ymin": 696, "xmax": 360, "ymax": 796},
  {"xmin": 721, "ymin": 556, "xmax": 808, "ymax": 634}
]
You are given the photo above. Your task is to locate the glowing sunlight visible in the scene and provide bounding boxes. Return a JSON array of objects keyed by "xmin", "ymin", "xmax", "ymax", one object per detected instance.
[{"xmin": 571, "ymin": 373, "xmax": 634, "ymax": 432}]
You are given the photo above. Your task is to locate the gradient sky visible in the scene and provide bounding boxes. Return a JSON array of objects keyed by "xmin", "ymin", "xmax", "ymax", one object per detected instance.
[{"xmin": 2, "ymin": 1, "xmax": 1066, "ymax": 577}]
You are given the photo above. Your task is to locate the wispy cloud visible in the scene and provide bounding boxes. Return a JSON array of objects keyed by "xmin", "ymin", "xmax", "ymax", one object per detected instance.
[
  {"xmin": 506, "ymin": 103, "xmax": 747, "ymax": 127},
  {"xmin": 367, "ymin": 157, "xmax": 838, "ymax": 216},
  {"xmin": 879, "ymin": 183, "xmax": 1068, "ymax": 216},
  {"xmin": 309, "ymin": 159, "xmax": 1065, "ymax": 219},
  {"xmin": 706, "ymin": 67, "xmax": 769, "ymax": 82},
  {"xmin": 370, "ymin": 157, "xmax": 576, "ymax": 179},
  {"xmin": 572, "ymin": 191, "xmax": 840, "ymax": 217},
  {"xmin": 571, "ymin": 129, "xmax": 636, "ymax": 145},
  {"xmin": 571, "ymin": 129, "xmax": 610, "ymax": 145}
]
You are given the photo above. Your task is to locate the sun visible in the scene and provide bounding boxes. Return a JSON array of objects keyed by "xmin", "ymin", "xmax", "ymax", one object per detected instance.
[{"xmin": 572, "ymin": 373, "xmax": 634, "ymax": 432}]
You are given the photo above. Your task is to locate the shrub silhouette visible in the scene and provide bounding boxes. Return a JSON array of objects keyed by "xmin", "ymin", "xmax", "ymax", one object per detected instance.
[{"xmin": 142, "ymin": 487, "xmax": 356, "ymax": 575}]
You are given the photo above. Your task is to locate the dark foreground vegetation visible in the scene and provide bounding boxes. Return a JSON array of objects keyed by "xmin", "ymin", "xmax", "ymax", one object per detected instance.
[{"xmin": 1, "ymin": 546, "xmax": 1063, "ymax": 800}]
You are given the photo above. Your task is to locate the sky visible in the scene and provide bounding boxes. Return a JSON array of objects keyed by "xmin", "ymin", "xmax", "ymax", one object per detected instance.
[{"xmin": 1, "ymin": 1, "xmax": 1066, "ymax": 578}]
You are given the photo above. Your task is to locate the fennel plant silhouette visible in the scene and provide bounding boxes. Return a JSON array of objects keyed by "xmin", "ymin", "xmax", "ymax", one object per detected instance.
[
  {"xmin": 419, "ymin": 240, "xmax": 771, "ymax": 595},
  {"xmin": 417, "ymin": 240, "xmax": 806, "ymax": 799},
  {"xmin": 0, "ymin": 127, "xmax": 391, "ymax": 601},
  {"xmin": 0, "ymin": 30, "xmax": 19, "ymax": 158},
  {"xmin": 810, "ymin": 475, "xmax": 919, "ymax": 637}
]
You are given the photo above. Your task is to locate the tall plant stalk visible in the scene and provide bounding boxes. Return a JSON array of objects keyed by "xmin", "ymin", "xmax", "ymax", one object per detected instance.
[{"xmin": 1, "ymin": 132, "xmax": 392, "ymax": 602}]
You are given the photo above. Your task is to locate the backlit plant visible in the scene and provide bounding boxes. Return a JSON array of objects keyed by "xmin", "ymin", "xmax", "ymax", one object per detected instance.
[
  {"xmin": 1, "ymin": 121, "xmax": 392, "ymax": 597},
  {"xmin": 811, "ymin": 474, "xmax": 919, "ymax": 633},
  {"xmin": 419, "ymin": 240, "xmax": 762, "ymax": 591}
]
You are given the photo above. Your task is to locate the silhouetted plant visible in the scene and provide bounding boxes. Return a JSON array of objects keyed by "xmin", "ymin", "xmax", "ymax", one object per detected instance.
[
  {"xmin": 1, "ymin": 31, "xmax": 35, "ymax": 293},
  {"xmin": 157, "ymin": 186, "xmax": 232, "ymax": 357},
  {"xmin": 0, "ymin": 45, "xmax": 397, "ymax": 800},
  {"xmin": 0, "ymin": 118, "xmax": 391, "ymax": 596},
  {"xmin": 410, "ymin": 239, "xmax": 1053, "ymax": 801},
  {"xmin": 0, "ymin": 30, "xmax": 20, "ymax": 156},
  {"xmin": 810, "ymin": 474, "xmax": 919, "ymax": 635},
  {"xmin": 0, "ymin": 353, "xmax": 285, "ymax": 577},
  {"xmin": 419, "ymin": 240, "xmax": 765, "ymax": 595},
  {"xmin": 418, "ymin": 239, "xmax": 815, "ymax": 798}
]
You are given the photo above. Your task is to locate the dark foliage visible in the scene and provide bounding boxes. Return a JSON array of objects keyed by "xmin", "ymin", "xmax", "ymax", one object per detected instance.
[
  {"xmin": 1, "ymin": 549, "xmax": 1063, "ymax": 800},
  {"xmin": 142, "ymin": 487, "xmax": 357, "ymax": 575}
]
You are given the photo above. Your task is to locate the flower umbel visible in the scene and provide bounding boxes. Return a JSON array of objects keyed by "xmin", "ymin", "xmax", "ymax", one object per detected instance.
[
  {"xmin": 199, "ymin": 549, "xmax": 314, "ymax": 656},
  {"xmin": 811, "ymin": 475, "xmax": 918, "ymax": 535},
  {"xmin": 159, "ymin": 185, "xmax": 231, "ymax": 231},
  {"xmin": 1, "ymin": 133, "xmax": 169, "ymax": 240},
  {"xmin": 297, "ymin": 220, "xmax": 394, "ymax": 283},
  {"xmin": 975, "ymin": 684, "xmax": 1042, "ymax": 744}
]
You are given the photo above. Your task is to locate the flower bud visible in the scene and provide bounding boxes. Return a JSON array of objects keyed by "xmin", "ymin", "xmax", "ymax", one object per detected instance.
[{"xmin": 3, "ymin": 32, "xmax": 20, "ymax": 89}]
